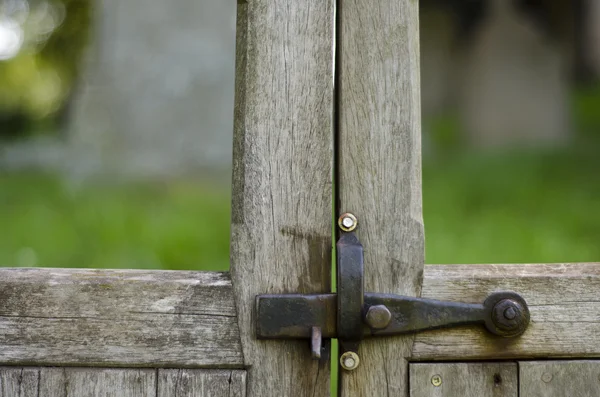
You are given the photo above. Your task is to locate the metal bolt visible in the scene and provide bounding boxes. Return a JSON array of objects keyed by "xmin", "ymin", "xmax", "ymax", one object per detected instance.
[
  {"xmin": 338, "ymin": 213, "xmax": 358, "ymax": 232},
  {"xmin": 503, "ymin": 307, "xmax": 517, "ymax": 320},
  {"xmin": 488, "ymin": 297, "xmax": 529, "ymax": 337},
  {"xmin": 542, "ymin": 373, "xmax": 553, "ymax": 383},
  {"xmin": 340, "ymin": 351, "xmax": 360, "ymax": 371},
  {"xmin": 365, "ymin": 305, "xmax": 392, "ymax": 330},
  {"xmin": 431, "ymin": 375, "xmax": 442, "ymax": 387}
]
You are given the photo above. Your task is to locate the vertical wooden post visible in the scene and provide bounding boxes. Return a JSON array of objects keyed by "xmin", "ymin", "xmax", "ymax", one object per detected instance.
[
  {"xmin": 230, "ymin": 0, "xmax": 335, "ymax": 395},
  {"xmin": 337, "ymin": 0, "xmax": 424, "ymax": 395}
]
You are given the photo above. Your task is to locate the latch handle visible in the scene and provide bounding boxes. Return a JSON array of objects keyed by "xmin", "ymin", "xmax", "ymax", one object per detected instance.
[{"xmin": 255, "ymin": 213, "xmax": 530, "ymax": 370}]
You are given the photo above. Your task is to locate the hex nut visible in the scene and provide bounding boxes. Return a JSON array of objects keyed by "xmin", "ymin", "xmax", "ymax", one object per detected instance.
[
  {"xmin": 365, "ymin": 305, "xmax": 392, "ymax": 330},
  {"xmin": 340, "ymin": 351, "xmax": 360, "ymax": 371},
  {"xmin": 338, "ymin": 213, "xmax": 358, "ymax": 232}
]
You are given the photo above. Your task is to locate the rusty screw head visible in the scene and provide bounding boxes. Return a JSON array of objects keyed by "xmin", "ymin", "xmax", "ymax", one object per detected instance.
[
  {"xmin": 431, "ymin": 375, "xmax": 442, "ymax": 387},
  {"xmin": 338, "ymin": 213, "xmax": 357, "ymax": 232},
  {"xmin": 340, "ymin": 351, "xmax": 360, "ymax": 371},
  {"xmin": 365, "ymin": 305, "xmax": 392, "ymax": 330}
]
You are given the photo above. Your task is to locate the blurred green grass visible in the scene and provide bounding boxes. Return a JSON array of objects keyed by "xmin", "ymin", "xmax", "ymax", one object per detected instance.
[
  {"xmin": 0, "ymin": 174, "xmax": 231, "ymax": 270},
  {"xmin": 1, "ymin": 145, "xmax": 599, "ymax": 270}
]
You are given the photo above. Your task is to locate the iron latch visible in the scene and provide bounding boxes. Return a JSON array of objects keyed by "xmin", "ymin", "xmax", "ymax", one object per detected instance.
[{"xmin": 256, "ymin": 213, "xmax": 530, "ymax": 370}]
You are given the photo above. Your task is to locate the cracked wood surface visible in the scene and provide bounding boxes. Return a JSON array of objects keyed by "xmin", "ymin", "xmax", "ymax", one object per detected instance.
[
  {"xmin": 0, "ymin": 367, "xmax": 246, "ymax": 397},
  {"xmin": 413, "ymin": 263, "xmax": 600, "ymax": 360},
  {"xmin": 0, "ymin": 268, "xmax": 243, "ymax": 367},
  {"xmin": 230, "ymin": 0, "xmax": 335, "ymax": 395},
  {"xmin": 337, "ymin": 0, "xmax": 423, "ymax": 395}
]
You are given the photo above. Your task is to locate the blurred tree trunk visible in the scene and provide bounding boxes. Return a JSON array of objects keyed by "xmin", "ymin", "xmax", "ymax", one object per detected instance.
[{"xmin": 585, "ymin": 0, "xmax": 600, "ymax": 81}]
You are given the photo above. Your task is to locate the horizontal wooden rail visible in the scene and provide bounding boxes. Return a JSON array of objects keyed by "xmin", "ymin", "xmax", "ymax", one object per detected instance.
[
  {"xmin": 0, "ymin": 268, "xmax": 243, "ymax": 368},
  {"xmin": 413, "ymin": 263, "xmax": 600, "ymax": 360},
  {"xmin": 1, "ymin": 264, "xmax": 599, "ymax": 367}
]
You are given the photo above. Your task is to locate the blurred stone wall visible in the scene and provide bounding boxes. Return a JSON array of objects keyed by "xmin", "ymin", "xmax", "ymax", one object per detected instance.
[
  {"xmin": 420, "ymin": 0, "xmax": 575, "ymax": 150},
  {"xmin": 66, "ymin": 0, "xmax": 236, "ymax": 179}
]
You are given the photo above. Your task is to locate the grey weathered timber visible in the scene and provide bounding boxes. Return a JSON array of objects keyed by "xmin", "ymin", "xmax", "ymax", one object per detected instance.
[
  {"xmin": 230, "ymin": 0, "xmax": 335, "ymax": 395},
  {"xmin": 337, "ymin": 0, "xmax": 423, "ymax": 395},
  {"xmin": 413, "ymin": 263, "xmax": 600, "ymax": 360},
  {"xmin": 38, "ymin": 368, "xmax": 156, "ymax": 396},
  {"xmin": 1, "ymin": 367, "xmax": 246, "ymax": 396},
  {"xmin": 0, "ymin": 268, "xmax": 243, "ymax": 367},
  {"xmin": 410, "ymin": 363, "xmax": 518, "ymax": 397},
  {"xmin": 519, "ymin": 361, "xmax": 600, "ymax": 397},
  {"xmin": 157, "ymin": 369, "xmax": 246, "ymax": 397},
  {"xmin": 0, "ymin": 368, "xmax": 39, "ymax": 396}
]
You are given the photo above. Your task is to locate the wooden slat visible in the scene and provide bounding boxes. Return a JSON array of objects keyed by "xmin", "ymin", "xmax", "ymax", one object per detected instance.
[
  {"xmin": 337, "ymin": 0, "xmax": 423, "ymax": 395},
  {"xmin": 230, "ymin": 0, "xmax": 335, "ymax": 395},
  {"xmin": 158, "ymin": 369, "xmax": 246, "ymax": 397},
  {"xmin": 40, "ymin": 368, "xmax": 155, "ymax": 396},
  {"xmin": 0, "ymin": 368, "xmax": 247, "ymax": 397},
  {"xmin": 0, "ymin": 268, "xmax": 243, "ymax": 367},
  {"xmin": 409, "ymin": 363, "xmax": 517, "ymax": 397},
  {"xmin": 0, "ymin": 368, "xmax": 39, "ymax": 396},
  {"xmin": 412, "ymin": 263, "xmax": 600, "ymax": 360},
  {"xmin": 519, "ymin": 361, "xmax": 600, "ymax": 397}
]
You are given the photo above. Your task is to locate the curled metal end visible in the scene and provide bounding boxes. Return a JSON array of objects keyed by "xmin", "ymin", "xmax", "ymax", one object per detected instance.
[
  {"xmin": 483, "ymin": 292, "xmax": 530, "ymax": 338},
  {"xmin": 311, "ymin": 326, "xmax": 322, "ymax": 359}
]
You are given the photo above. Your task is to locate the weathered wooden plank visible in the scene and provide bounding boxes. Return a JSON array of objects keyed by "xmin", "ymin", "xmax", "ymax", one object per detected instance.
[
  {"xmin": 519, "ymin": 361, "xmax": 600, "ymax": 397},
  {"xmin": 0, "ymin": 368, "xmax": 39, "ymax": 396},
  {"xmin": 0, "ymin": 268, "xmax": 243, "ymax": 367},
  {"xmin": 230, "ymin": 0, "xmax": 335, "ymax": 395},
  {"xmin": 157, "ymin": 369, "xmax": 246, "ymax": 397},
  {"xmin": 337, "ymin": 0, "xmax": 423, "ymax": 395},
  {"xmin": 412, "ymin": 263, "xmax": 600, "ymax": 360},
  {"xmin": 1, "ymin": 368, "xmax": 247, "ymax": 397},
  {"xmin": 38, "ymin": 368, "xmax": 156, "ymax": 396},
  {"xmin": 409, "ymin": 363, "xmax": 518, "ymax": 397}
]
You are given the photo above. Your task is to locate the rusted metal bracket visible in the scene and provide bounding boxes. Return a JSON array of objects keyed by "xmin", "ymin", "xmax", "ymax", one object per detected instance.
[{"xmin": 256, "ymin": 214, "xmax": 530, "ymax": 370}]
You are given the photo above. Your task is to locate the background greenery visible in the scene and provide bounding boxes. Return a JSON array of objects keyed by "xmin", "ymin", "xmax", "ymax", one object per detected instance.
[
  {"xmin": 1, "ymin": 0, "xmax": 598, "ymax": 269},
  {"xmin": 0, "ymin": 0, "xmax": 90, "ymax": 139},
  {"xmin": 2, "ymin": 142, "xmax": 599, "ymax": 270}
]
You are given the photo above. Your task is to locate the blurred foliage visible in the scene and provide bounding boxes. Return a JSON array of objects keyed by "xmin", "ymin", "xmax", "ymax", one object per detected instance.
[
  {"xmin": 0, "ymin": 0, "xmax": 90, "ymax": 138},
  {"xmin": 573, "ymin": 83, "xmax": 600, "ymax": 141},
  {"xmin": 1, "ymin": 144, "xmax": 599, "ymax": 270}
]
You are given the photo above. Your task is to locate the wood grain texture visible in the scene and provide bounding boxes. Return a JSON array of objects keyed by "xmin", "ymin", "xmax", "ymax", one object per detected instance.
[
  {"xmin": 337, "ymin": 0, "xmax": 423, "ymax": 395},
  {"xmin": 413, "ymin": 263, "xmax": 600, "ymax": 360},
  {"xmin": 0, "ymin": 268, "xmax": 243, "ymax": 367},
  {"xmin": 158, "ymin": 369, "xmax": 246, "ymax": 397},
  {"xmin": 1, "ymin": 368, "xmax": 246, "ymax": 396},
  {"xmin": 0, "ymin": 368, "xmax": 39, "ymax": 397},
  {"xmin": 410, "ymin": 363, "xmax": 517, "ymax": 397},
  {"xmin": 38, "ymin": 368, "xmax": 156, "ymax": 396},
  {"xmin": 519, "ymin": 361, "xmax": 600, "ymax": 397},
  {"xmin": 230, "ymin": 0, "xmax": 335, "ymax": 395}
]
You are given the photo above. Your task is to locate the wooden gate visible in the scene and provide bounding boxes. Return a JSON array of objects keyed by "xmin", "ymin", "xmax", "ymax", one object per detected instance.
[{"xmin": 2, "ymin": 0, "xmax": 600, "ymax": 396}]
